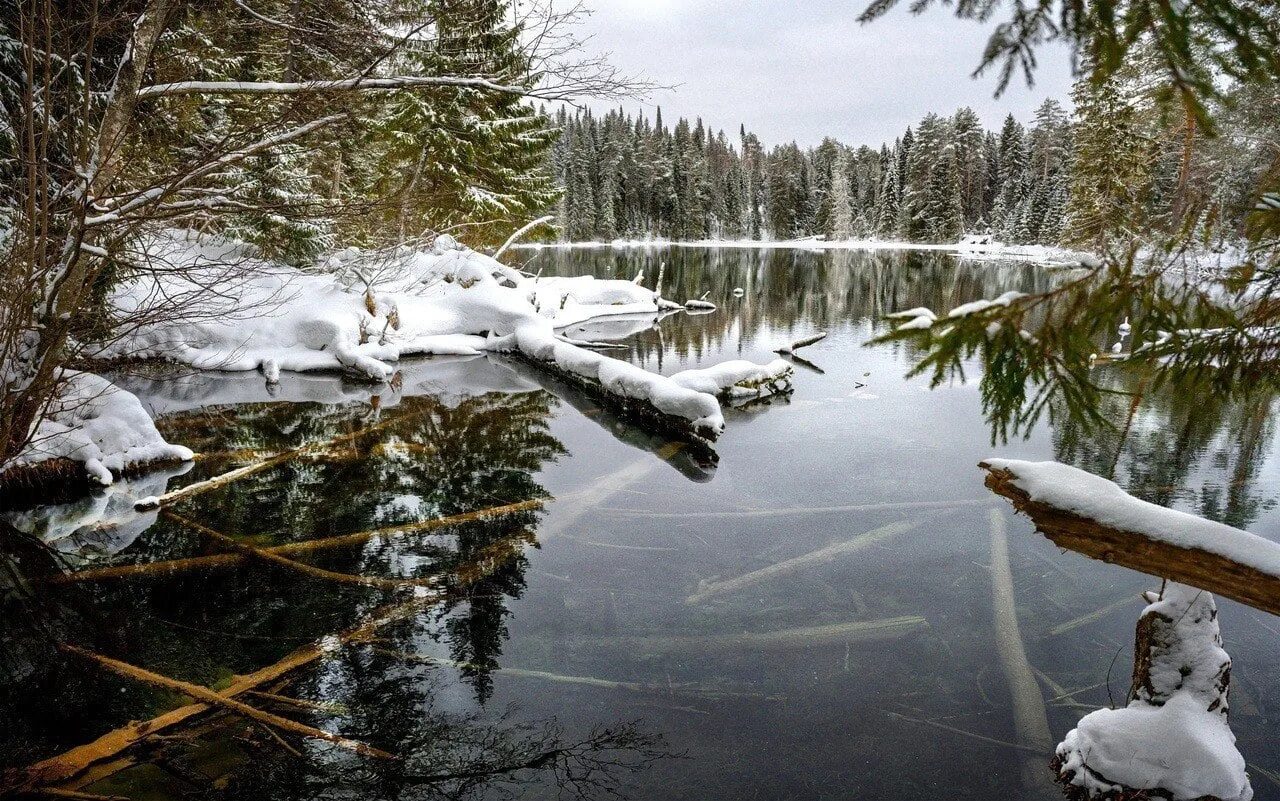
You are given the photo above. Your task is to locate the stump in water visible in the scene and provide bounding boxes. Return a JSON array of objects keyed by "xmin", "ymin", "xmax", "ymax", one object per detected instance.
[{"xmin": 1051, "ymin": 584, "xmax": 1250, "ymax": 801}]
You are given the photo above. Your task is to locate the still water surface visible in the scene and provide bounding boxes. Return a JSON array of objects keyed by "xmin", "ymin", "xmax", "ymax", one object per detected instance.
[{"xmin": 3, "ymin": 247, "xmax": 1279, "ymax": 800}]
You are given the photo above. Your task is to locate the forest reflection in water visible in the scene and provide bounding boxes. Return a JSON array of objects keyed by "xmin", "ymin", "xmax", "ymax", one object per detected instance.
[{"xmin": 1, "ymin": 246, "xmax": 1278, "ymax": 800}]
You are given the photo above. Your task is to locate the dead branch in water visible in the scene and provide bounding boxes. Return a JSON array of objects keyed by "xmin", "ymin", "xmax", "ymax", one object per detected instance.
[
  {"xmin": 987, "ymin": 508, "xmax": 1055, "ymax": 795},
  {"xmin": 774, "ymin": 331, "xmax": 827, "ymax": 354},
  {"xmin": 686, "ymin": 519, "xmax": 920, "ymax": 605},
  {"xmin": 162, "ymin": 511, "xmax": 437, "ymax": 590},
  {"xmin": 981, "ymin": 462, "xmax": 1280, "ymax": 617},
  {"xmin": 47, "ymin": 499, "xmax": 540, "ymax": 584},
  {"xmin": 57, "ymin": 644, "xmax": 396, "ymax": 760}
]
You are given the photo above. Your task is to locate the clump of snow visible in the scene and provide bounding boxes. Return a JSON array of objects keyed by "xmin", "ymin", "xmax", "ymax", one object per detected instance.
[
  {"xmin": 1055, "ymin": 584, "xmax": 1250, "ymax": 801},
  {"xmin": 6, "ymin": 371, "xmax": 194, "ymax": 486},
  {"xmin": 945, "ymin": 290, "xmax": 1027, "ymax": 319},
  {"xmin": 982, "ymin": 459, "xmax": 1280, "ymax": 579},
  {"xmin": 669, "ymin": 359, "xmax": 793, "ymax": 399}
]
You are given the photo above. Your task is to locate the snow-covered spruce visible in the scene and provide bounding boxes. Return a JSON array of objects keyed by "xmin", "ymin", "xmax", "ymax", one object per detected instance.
[
  {"xmin": 4, "ymin": 371, "xmax": 194, "ymax": 487},
  {"xmin": 105, "ymin": 230, "xmax": 790, "ymax": 440},
  {"xmin": 1053, "ymin": 583, "xmax": 1251, "ymax": 801}
]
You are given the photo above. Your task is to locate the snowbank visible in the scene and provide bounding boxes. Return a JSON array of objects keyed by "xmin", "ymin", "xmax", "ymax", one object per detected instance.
[
  {"xmin": 981, "ymin": 459, "xmax": 1280, "ymax": 580},
  {"xmin": 1054, "ymin": 584, "xmax": 1251, "ymax": 801},
  {"xmin": 105, "ymin": 230, "xmax": 786, "ymax": 439},
  {"xmin": 6, "ymin": 372, "xmax": 194, "ymax": 486}
]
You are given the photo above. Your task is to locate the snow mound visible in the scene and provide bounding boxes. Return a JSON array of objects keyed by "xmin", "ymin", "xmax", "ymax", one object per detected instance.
[
  {"xmin": 1055, "ymin": 584, "xmax": 1250, "ymax": 801},
  {"xmin": 7, "ymin": 371, "xmax": 194, "ymax": 486}
]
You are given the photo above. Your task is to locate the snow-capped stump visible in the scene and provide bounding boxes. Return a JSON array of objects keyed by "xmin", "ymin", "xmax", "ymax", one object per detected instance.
[{"xmin": 1052, "ymin": 583, "xmax": 1251, "ymax": 801}]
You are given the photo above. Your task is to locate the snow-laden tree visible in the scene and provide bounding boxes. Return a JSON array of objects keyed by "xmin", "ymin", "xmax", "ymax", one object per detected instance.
[
  {"xmin": 829, "ymin": 151, "xmax": 856, "ymax": 240},
  {"xmin": 0, "ymin": 0, "xmax": 646, "ymax": 470}
]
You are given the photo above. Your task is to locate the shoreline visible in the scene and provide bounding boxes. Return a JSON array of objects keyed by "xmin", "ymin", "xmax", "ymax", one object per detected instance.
[{"xmin": 515, "ymin": 238, "xmax": 1091, "ymax": 264}]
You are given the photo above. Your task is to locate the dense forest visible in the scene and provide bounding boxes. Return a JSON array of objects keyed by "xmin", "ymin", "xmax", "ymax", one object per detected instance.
[{"xmin": 547, "ymin": 57, "xmax": 1275, "ymax": 249}]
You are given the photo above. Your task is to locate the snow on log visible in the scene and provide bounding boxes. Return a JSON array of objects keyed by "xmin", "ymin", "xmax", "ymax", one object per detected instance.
[
  {"xmin": 668, "ymin": 359, "xmax": 793, "ymax": 400},
  {"xmin": 774, "ymin": 331, "xmax": 827, "ymax": 354},
  {"xmin": 2, "ymin": 372, "xmax": 193, "ymax": 488},
  {"xmin": 1052, "ymin": 583, "xmax": 1251, "ymax": 801},
  {"xmin": 684, "ymin": 299, "xmax": 717, "ymax": 311},
  {"xmin": 980, "ymin": 459, "xmax": 1280, "ymax": 617}
]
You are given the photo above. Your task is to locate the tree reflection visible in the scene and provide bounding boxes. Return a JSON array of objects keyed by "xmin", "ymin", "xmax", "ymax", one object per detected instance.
[{"xmin": 0, "ymin": 384, "xmax": 676, "ymax": 799}]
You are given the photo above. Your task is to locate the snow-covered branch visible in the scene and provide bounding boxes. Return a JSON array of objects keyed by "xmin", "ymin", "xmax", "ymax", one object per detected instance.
[{"xmin": 137, "ymin": 75, "xmax": 532, "ymax": 100}]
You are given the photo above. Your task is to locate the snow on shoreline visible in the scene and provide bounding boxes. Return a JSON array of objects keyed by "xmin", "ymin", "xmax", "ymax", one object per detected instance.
[
  {"xmin": 6, "ymin": 371, "xmax": 194, "ymax": 486},
  {"xmin": 516, "ymin": 237, "xmax": 1091, "ymax": 264},
  {"xmin": 5, "ymin": 231, "xmax": 800, "ymax": 488}
]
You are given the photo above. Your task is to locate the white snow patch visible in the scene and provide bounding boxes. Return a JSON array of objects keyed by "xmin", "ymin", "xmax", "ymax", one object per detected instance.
[{"xmin": 6, "ymin": 371, "xmax": 194, "ymax": 486}]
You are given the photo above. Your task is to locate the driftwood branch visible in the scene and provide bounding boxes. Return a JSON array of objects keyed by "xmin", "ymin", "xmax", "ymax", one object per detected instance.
[
  {"xmin": 51, "ymin": 499, "xmax": 541, "ymax": 584},
  {"xmin": 57, "ymin": 645, "xmax": 396, "ymax": 760},
  {"xmin": 161, "ymin": 511, "xmax": 437, "ymax": 590},
  {"xmin": 981, "ymin": 462, "xmax": 1280, "ymax": 617}
]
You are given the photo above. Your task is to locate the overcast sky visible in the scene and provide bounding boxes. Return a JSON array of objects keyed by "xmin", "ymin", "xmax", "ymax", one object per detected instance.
[{"xmin": 576, "ymin": 0, "xmax": 1075, "ymax": 148}]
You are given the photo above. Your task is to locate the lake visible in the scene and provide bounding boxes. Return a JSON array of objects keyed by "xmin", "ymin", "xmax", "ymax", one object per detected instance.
[{"xmin": 3, "ymin": 246, "xmax": 1279, "ymax": 800}]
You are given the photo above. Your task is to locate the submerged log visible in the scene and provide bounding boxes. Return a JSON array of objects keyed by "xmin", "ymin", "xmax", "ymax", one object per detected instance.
[
  {"xmin": 686, "ymin": 519, "xmax": 921, "ymax": 605},
  {"xmin": 986, "ymin": 509, "xmax": 1055, "ymax": 796},
  {"xmin": 162, "ymin": 511, "xmax": 437, "ymax": 590},
  {"xmin": 573, "ymin": 616, "xmax": 929, "ymax": 654},
  {"xmin": 48, "ymin": 499, "xmax": 540, "ymax": 584},
  {"xmin": 981, "ymin": 461, "xmax": 1280, "ymax": 617},
  {"xmin": 58, "ymin": 645, "xmax": 396, "ymax": 760}
]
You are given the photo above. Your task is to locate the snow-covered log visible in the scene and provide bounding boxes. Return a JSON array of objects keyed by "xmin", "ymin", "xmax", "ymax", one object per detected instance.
[
  {"xmin": 1052, "ymin": 583, "xmax": 1251, "ymax": 801},
  {"xmin": 668, "ymin": 359, "xmax": 793, "ymax": 400},
  {"xmin": 980, "ymin": 459, "xmax": 1280, "ymax": 617}
]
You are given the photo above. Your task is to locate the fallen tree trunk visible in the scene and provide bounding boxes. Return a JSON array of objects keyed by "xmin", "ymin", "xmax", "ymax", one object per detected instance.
[
  {"xmin": 162, "ymin": 511, "xmax": 437, "ymax": 590},
  {"xmin": 47, "ymin": 499, "xmax": 540, "ymax": 584},
  {"xmin": 4, "ymin": 596, "xmax": 433, "ymax": 794},
  {"xmin": 58, "ymin": 645, "xmax": 396, "ymax": 760},
  {"xmin": 987, "ymin": 509, "xmax": 1055, "ymax": 796},
  {"xmin": 505, "ymin": 351, "xmax": 721, "ymax": 445},
  {"xmin": 980, "ymin": 461, "xmax": 1280, "ymax": 617}
]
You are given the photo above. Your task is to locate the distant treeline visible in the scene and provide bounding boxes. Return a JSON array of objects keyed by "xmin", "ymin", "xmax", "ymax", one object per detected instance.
[{"xmin": 546, "ymin": 68, "xmax": 1269, "ymax": 250}]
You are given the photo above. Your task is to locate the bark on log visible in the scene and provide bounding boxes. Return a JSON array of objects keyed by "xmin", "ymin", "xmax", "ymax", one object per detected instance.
[{"xmin": 980, "ymin": 463, "xmax": 1280, "ymax": 617}]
